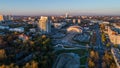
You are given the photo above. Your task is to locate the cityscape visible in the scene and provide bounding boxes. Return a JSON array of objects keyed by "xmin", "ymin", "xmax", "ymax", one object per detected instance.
[{"xmin": 0, "ymin": 0, "xmax": 120, "ymax": 68}]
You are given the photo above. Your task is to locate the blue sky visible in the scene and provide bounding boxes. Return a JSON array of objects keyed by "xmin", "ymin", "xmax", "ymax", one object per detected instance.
[{"xmin": 0, "ymin": 0, "xmax": 120, "ymax": 16}]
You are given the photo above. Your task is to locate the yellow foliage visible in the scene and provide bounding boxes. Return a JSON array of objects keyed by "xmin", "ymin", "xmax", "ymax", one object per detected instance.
[
  {"xmin": 42, "ymin": 35, "xmax": 46, "ymax": 39},
  {"xmin": 31, "ymin": 60, "xmax": 38, "ymax": 68},
  {"xmin": 0, "ymin": 64, "xmax": 5, "ymax": 68},
  {"xmin": 88, "ymin": 60, "xmax": 95, "ymax": 68},
  {"xmin": 90, "ymin": 50, "xmax": 95, "ymax": 58}
]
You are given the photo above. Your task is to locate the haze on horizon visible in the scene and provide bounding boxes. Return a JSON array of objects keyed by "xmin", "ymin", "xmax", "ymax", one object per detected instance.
[{"xmin": 0, "ymin": 0, "xmax": 120, "ymax": 16}]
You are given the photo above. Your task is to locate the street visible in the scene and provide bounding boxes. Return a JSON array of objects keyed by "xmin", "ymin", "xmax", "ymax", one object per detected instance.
[{"xmin": 94, "ymin": 23, "xmax": 105, "ymax": 68}]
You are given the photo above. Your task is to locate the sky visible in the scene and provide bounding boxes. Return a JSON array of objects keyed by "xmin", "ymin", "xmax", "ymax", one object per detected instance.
[{"xmin": 0, "ymin": 0, "xmax": 120, "ymax": 16}]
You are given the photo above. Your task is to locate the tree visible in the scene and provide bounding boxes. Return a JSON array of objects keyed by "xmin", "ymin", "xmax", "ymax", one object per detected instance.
[
  {"xmin": 31, "ymin": 60, "xmax": 38, "ymax": 68},
  {"xmin": 41, "ymin": 59, "xmax": 48, "ymax": 68},
  {"xmin": 29, "ymin": 41, "xmax": 34, "ymax": 46},
  {"xmin": 90, "ymin": 50, "xmax": 95, "ymax": 58},
  {"xmin": 0, "ymin": 64, "xmax": 5, "ymax": 68},
  {"xmin": 88, "ymin": 59, "xmax": 95, "ymax": 68},
  {"xmin": 114, "ymin": 44, "xmax": 118, "ymax": 48},
  {"xmin": 102, "ymin": 62, "xmax": 106, "ymax": 68},
  {"xmin": 9, "ymin": 63, "xmax": 14, "ymax": 68},
  {"xmin": 42, "ymin": 38, "xmax": 50, "ymax": 45},
  {"xmin": 94, "ymin": 52, "xmax": 99, "ymax": 62},
  {"xmin": 15, "ymin": 65, "xmax": 19, "ymax": 68},
  {"xmin": 102, "ymin": 33, "xmax": 106, "ymax": 42},
  {"xmin": 100, "ymin": 24, "xmax": 105, "ymax": 30},
  {"xmin": 24, "ymin": 63, "xmax": 31, "ymax": 68},
  {"xmin": 102, "ymin": 51, "xmax": 113, "ymax": 67},
  {"xmin": 42, "ymin": 35, "xmax": 46, "ymax": 40},
  {"xmin": 110, "ymin": 63, "xmax": 116, "ymax": 68},
  {"xmin": 0, "ymin": 49, "xmax": 6, "ymax": 60},
  {"xmin": 106, "ymin": 43, "xmax": 110, "ymax": 47}
]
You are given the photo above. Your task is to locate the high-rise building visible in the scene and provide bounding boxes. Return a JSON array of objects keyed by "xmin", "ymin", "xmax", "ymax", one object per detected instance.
[
  {"xmin": 28, "ymin": 17, "xmax": 32, "ymax": 20},
  {"xmin": 4, "ymin": 15, "xmax": 13, "ymax": 21},
  {"xmin": 0, "ymin": 15, "xmax": 4, "ymax": 21},
  {"xmin": 78, "ymin": 19, "xmax": 81, "ymax": 24},
  {"xmin": 38, "ymin": 16, "xmax": 51, "ymax": 33},
  {"xmin": 65, "ymin": 13, "xmax": 68, "ymax": 18},
  {"xmin": 73, "ymin": 19, "xmax": 76, "ymax": 24},
  {"xmin": 51, "ymin": 16, "xmax": 55, "ymax": 20},
  {"xmin": 7, "ymin": 15, "xmax": 12, "ymax": 20}
]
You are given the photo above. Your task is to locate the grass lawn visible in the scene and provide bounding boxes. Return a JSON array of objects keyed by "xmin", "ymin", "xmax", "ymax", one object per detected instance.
[
  {"xmin": 54, "ymin": 49, "xmax": 88, "ymax": 68},
  {"xmin": 80, "ymin": 56, "xmax": 87, "ymax": 65},
  {"xmin": 80, "ymin": 66, "xmax": 86, "ymax": 68}
]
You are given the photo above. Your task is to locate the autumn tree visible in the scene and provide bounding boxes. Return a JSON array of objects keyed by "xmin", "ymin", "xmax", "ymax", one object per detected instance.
[{"xmin": 88, "ymin": 58, "xmax": 95, "ymax": 68}]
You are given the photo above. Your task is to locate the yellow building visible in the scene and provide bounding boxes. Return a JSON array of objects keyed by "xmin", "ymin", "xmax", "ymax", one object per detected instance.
[
  {"xmin": 108, "ymin": 27, "xmax": 120, "ymax": 45},
  {"xmin": 38, "ymin": 16, "xmax": 51, "ymax": 33},
  {"xmin": 0, "ymin": 15, "xmax": 4, "ymax": 21}
]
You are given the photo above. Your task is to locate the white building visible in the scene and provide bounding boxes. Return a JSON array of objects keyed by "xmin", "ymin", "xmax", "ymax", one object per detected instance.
[
  {"xmin": 28, "ymin": 17, "xmax": 32, "ymax": 20},
  {"xmin": 113, "ymin": 23, "xmax": 120, "ymax": 29},
  {"xmin": 38, "ymin": 16, "xmax": 51, "ymax": 33},
  {"xmin": 4, "ymin": 15, "xmax": 13, "ymax": 21},
  {"xmin": 73, "ymin": 19, "xmax": 76, "ymax": 24},
  {"xmin": 29, "ymin": 28, "xmax": 36, "ymax": 32},
  {"xmin": 102, "ymin": 21, "xmax": 109, "ymax": 24},
  {"xmin": 90, "ymin": 20, "xmax": 102, "ymax": 23},
  {"xmin": 9, "ymin": 27, "xmax": 24, "ymax": 32},
  {"xmin": 0, "ymin": 26, "xmax": 9, "ymax": 29},
  {"xmin": 67, "ymin": 26, "xmax": 82, "ymax": 33},
  {"xmin": 65, "ymin": 13, "xmax": 68, "ymax": 18},
  {"xmin": 19, "ymin": 34, "xmax": 29, "ymax": 41},
  {"xmin": 65, "ymin": 19, "xmax": 71, "ymax": 23},
  {"xmin": 53, "ymin": 22, "xmax": 66, "ymax": 29}
]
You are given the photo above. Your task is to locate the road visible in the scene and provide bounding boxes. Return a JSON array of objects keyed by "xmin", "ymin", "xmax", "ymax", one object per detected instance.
[
  {"xmin": 94, "ymin": 23, "xmax": 105, "ymax": 68},
  {"xmin": 61, "ymin": 32, "xmax": 78, "ymax": 44},
  {"xmin": 53, "ymin": 24, "xmax": 105, "ymax": 68}
]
